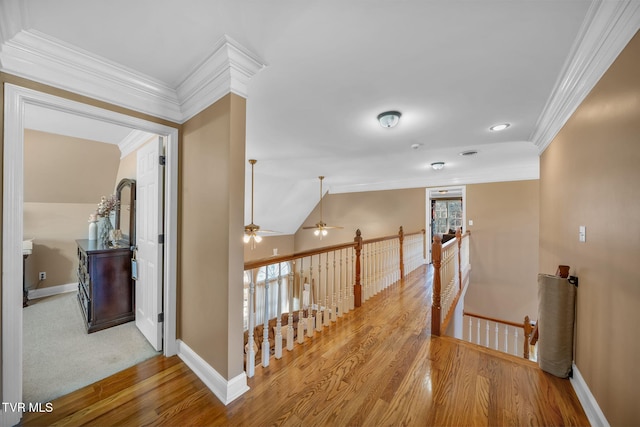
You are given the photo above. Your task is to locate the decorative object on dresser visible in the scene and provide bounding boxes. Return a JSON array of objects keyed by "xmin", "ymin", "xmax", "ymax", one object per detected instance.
[
  {"xmin": 76, "ymin": 239, "xmax": 135, "ymax": 333},
  {"xmin": 95, "ymin": 194, "xmax": 119, "ymax": 246}
]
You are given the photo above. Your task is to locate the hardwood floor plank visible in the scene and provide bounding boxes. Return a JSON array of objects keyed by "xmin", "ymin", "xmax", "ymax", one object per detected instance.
[{"xmin": 21, "ymin": 264, "xmax": 590, "ymax": 427}]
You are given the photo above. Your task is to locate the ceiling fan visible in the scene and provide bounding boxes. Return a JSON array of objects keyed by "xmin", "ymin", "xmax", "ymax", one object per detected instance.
[
  {"xmin": 243, "ymin": 159, "xmax": 277, "ymax": 248},
  {"xmin": 302, "ymin": 176, "xmax": 343, "ymax": 239}
]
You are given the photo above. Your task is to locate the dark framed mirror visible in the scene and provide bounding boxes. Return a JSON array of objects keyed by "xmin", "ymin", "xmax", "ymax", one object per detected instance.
[{"xmin": 115, "ymin": 178, "xmax": 136, "ymax": 247}]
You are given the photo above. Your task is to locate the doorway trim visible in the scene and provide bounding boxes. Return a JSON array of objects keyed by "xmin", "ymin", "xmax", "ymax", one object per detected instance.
[
  {"xmin": 2, "ymin": 84, "xmax": 179, "ymax": 424},
  {"xmin": 426, "ymin": 185, "xmax": 467, "ymax": 263}
]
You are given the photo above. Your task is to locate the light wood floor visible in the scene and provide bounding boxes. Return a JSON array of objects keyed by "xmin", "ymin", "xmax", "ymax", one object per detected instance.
[{"xmin": 22, "ymin": 265, "xmax": 589, "ymax": 426}]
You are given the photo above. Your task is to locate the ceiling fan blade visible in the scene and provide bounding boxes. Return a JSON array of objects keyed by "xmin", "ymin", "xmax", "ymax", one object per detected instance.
[
  {"xmin": 256, "ymin": 229, "xmax": 280, "ymax": 235},
  {"xmin": 322, "ymin": 225, "xmax": 343, "ymax": 230}
]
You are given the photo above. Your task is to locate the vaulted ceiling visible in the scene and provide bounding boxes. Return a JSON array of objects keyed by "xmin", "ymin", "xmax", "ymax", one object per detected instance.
[{"xmin": 2, "ymin": 1, "xmax": 638, "ymax": 234}]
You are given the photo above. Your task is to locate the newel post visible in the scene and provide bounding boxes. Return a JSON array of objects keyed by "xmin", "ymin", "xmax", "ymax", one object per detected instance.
[
  {"xmin": 399, "ymin": 226, "xmax": 405, "ymax": 279},
  {"xmin": 456, "ymin": 228, "xmax": 462, "ymax": 290},
  {"xmin": 431, "ymin": 234, "xmax": 442, "ymax": 336},
  {"xmin": 354, "ymin": 229, "xmax": 363, "ymax": 307}
]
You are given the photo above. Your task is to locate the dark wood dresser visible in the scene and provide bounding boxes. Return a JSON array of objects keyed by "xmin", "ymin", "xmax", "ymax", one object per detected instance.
[{"xmin": 76, "ymin": 239, "xmax": 135, "ymax": 333}]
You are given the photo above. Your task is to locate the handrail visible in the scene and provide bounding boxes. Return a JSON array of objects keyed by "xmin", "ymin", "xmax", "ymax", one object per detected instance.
[
  {"xmin": 463, "ymin": 311, "xmax": 523, "ymax": 329},
  {"xmin": 432, "ymin": 229, "xmax": 470, "ymax": 336},
  {"xmin": 244, "ymin": 241, "xmax": 355, "ymax": 270}
]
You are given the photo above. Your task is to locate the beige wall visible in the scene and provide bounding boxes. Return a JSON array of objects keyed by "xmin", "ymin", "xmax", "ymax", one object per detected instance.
[
  {"xmin": 24, "ymin": 202, "xmax": 95, "ymax": 287},
  {"xmin": 180, "ymin": 93, "xmax": 246, "ymax": 380},
  {"xmin": 294, "ymin": 187, "xmax": 426, "ymax": 252},
  {"xmin": 25, "ymin": 129, "xmax": 120, "ymax": 203},
  {"xmin": 464, "ymin": 180, "xmax": 540, "ymax": 323},
  {"xmin": 539, "ymin": 31, "xmax": 640, "ymax": 426},
  {"xmin": 24, "ymin": 130, "xmax": 121, "ymax": 288}
]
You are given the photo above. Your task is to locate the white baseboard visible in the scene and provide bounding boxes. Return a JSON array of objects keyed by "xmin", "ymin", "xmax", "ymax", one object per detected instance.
[
  {"xmin": 177, "ymin": 339, "xmax": 249, "ymax": 405},
  {"xmin": 570, "ymin": 363, "xmax": 609, "ymax": 427},
  {"xmin": 28, "ymin": 282, "xmax": 77, "ymax": 300}
]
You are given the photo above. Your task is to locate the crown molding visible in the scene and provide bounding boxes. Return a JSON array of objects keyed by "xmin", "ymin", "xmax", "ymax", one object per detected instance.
[
  {"xmin": 176, "ymin": 35, "xmax": 267, "ymax": 122},
  {"xmin": 330, "ymin": 162, "xmax": 539, "ymax": 194},
  {"xmin": 0, "ymin": 0, "xmax": 25, "ymax": 47},
  {"xmin": 0, "ymin": 31, "xmax": 266, "ymax": 124},
  {"xmin": 0, "ymin": 30, "xmax": 183, "ymax": 121},
  {"xmin": 118, "ymin": 129, "xmax": 157, "ymax": 159},
  {"xmin": 531, "ymin": 0, "xmax": 640, "ymax": 154}
]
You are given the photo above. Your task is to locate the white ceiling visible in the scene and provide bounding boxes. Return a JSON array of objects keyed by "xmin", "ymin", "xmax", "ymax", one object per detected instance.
[{"xmin": 2, "ymin": 1, "xmax": 638, "ymax": 234}]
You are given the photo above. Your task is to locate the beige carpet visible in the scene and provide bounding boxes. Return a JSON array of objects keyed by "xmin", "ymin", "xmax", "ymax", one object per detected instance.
[{"xmin": 23, "ymin": 292, "xmax": 160, "ymax": 404}]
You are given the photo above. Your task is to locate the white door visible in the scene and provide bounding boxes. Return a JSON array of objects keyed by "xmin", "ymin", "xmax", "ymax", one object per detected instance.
[{"xmin": 136, "ymin": 136, "xmax": 164, "ymax": 351}]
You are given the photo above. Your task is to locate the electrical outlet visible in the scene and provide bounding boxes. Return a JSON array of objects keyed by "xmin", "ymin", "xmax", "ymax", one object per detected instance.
[{"xmin": 39, "ymin": 272, "xmax": 46, "ymax": 280}]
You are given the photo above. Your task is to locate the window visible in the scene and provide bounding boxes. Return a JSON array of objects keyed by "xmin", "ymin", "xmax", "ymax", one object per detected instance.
[{"xmin": 432, "ymin": 199, "xmax": 462, "ymax": 234}]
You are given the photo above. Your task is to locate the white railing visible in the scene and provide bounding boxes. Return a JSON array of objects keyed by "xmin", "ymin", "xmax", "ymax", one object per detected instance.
[
  {"xmin": 244, "ymin": 227, "xmax": 426, "ymax": 378},
  {"xmin": 403, "ymin": 230, "xmax": 425, "ymax": 275},
  {"xmin": 463, "ymin": 313, "xmax": 537, "ymax": 361}
]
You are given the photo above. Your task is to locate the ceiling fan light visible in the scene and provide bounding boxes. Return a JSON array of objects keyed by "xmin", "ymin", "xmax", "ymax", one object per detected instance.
[
  {"xmin": 254, "ymin": 234, "xmax": 262, "ymax": 243},
  {"xmin": 322, "ymin": 229, "xmax": 328, "ymax": 236},
  {"xmin": 314, "ymin": 229, "xmax": 320, "ymax": 236},
  {"xmin": 377, "ymin": 111, "xmax": 401, "ymax": 128},
  {"xmin": 243, "ymin": 234, "xmax": 251, "ymax": 243}
]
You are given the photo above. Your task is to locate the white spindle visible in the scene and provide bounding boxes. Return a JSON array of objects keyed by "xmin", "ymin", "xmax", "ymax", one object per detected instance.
[
  {"xmin": 246, "ymin": 270, "xmax": 256, "ymax": 377},
  {"xmin": 485, "ymin": 321, "xmax": 490, "ymax": 347},
  {"xmin": 275, "ymin": 264, "xmax": 283, "ymax": 359},
  {"xmin": 298, "ymin": 258, "xmax": 305, "ymax": 344},
  {"xmin": 337, "ymin": 250, "xmax": 343, "ymax": 318},
  {"xmin": 287, "ymin": 262, "xmax": 294, "ymax": 351},
  {"xmin": 262, "ymin": 267, "xmax": 270, "ymax": 367},
  {"xmin": 504, "ymin": 325, "xmax": 509, "ymax": 353},
  {"xmin": 514, "ymin": 328, "xmax": 519, "ymax": 355},
  {"xmin": 307, "ymin": 257, "xmax": 314, "ymax": 338},
  {"xmin": 332, "ymin": 251, "xmax": 338, "ymax": 322},
  {"xmin": 494, "ymin": 323, "xmax": 499, "ymax": 350},
  {"xmin": 316, "ymin": 254, "xmax": 324, "ymax": 332},
  {"xmin": 324, "ymin": 253, "xmax": 330, "ymax": 326}
]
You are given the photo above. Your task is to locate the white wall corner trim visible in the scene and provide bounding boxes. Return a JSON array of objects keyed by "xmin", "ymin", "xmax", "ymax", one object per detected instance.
[
  {"xmin": 531, "ymin": 0, "xmax": 640, "ymax": 154},
  {"xmin": 570, "ymin": 363, "xmax": 610, "ymax": 427},
  {"xmin": 177, "ymin": 339, "xmax": 250, "ymax": 405},
  {"xmin": 28, "ymin": 282, "xmax": 78, "ymax": 300}
]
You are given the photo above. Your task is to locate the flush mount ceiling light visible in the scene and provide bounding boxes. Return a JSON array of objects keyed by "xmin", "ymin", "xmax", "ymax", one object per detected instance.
[
  {"xmin": 489, "ymin": 123, "xmax": 510, "ymax": 131},
  {"xmin": 431, "ymin": 162, "xmax": 445, "ymax": 171},
  {"xmin": 377, "ymin": 111, "xmax": 402, "ymax": 128}
]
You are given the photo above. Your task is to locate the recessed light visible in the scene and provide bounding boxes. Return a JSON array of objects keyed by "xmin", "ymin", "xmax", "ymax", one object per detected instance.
[
  {"xmin": 459, "ymin": 150, "xmax": 478, "ymax": 156},
  {"xmin": 490, "ymin": 123, "xmax": 510, "ymax": 131},
  {"xmin": 431, "ymin": 162, "xmax": 445, "ymax": 171},
  {"xmin": 411, "ymin": 143, "xmax": 422, "ymax": 150}
]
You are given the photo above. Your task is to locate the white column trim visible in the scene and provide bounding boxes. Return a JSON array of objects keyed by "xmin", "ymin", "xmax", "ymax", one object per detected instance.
[{"xmin": 177, "ymin": 339, "xmax": 249, "ymax": 405}]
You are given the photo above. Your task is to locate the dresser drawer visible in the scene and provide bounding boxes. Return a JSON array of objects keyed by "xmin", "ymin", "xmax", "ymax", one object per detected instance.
[{"xmin": 77, "ymin": 282, "xmax": 91, "ymax": 323}]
